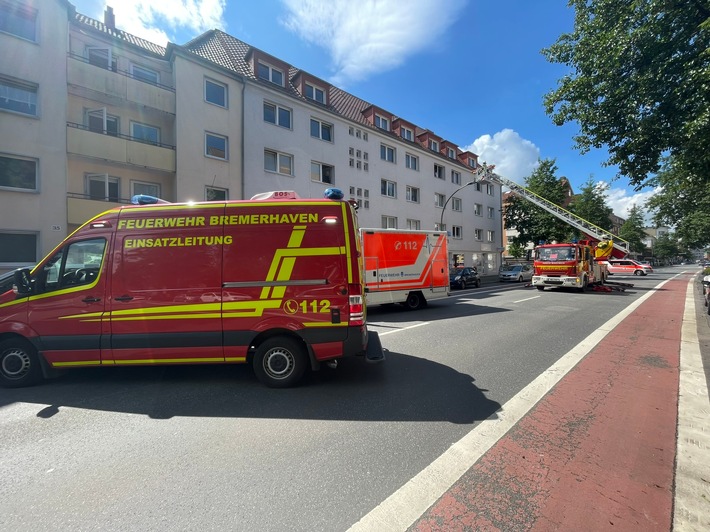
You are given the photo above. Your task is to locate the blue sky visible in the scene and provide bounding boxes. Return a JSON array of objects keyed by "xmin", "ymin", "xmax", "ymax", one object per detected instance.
[{"xmin": 70, "ymin": 0, "xmax": 659, "ymax": 220}]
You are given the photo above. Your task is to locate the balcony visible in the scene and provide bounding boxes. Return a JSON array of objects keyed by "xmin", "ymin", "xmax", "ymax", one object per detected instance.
[
  {"xmin": 67, "ymin": 193, "xmax": 126, "ymax": 226},
  {"xmin": 67, "ymin": 54, "xmax": 175, "ymax": 114},
  {"xmin": 67, "ymin": 123, "xmax": 176, "ymax": 172}
]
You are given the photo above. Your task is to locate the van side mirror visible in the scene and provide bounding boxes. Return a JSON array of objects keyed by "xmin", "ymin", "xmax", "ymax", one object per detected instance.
[{"xmin": 13, "ymin": 268, "xmax": 32, "ymax": 295}]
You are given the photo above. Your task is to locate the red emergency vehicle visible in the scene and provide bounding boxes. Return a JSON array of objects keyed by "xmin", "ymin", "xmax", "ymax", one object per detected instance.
[{"xmin": 0, "ymin": 189, "xmax": 384, "ymax": 388}]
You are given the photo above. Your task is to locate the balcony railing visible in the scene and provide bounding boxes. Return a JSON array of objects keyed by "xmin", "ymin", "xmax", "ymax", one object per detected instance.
[
  {"xmin": 67, "ymin": 122, "xmax": 175, "ymax": 150},
  {"xmin": 67, "ymin": 52, "xmax": 175, "ymax": 92}
]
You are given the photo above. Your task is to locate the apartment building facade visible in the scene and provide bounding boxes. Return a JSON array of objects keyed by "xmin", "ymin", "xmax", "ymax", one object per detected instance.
[{"xmin": 0, "ymin": 0, "xmax": 503, "ymax": 274}]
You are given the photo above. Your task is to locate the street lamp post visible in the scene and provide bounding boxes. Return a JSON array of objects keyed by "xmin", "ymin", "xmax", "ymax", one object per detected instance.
[{"xmin": 439, "ymin": 181, "xmax": 475, "ymax": 232}]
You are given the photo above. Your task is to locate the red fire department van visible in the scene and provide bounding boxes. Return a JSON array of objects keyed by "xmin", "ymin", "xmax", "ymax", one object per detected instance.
[{"xmin": 0, "ymin": 189, "xmax": 384, "ymax": 388}]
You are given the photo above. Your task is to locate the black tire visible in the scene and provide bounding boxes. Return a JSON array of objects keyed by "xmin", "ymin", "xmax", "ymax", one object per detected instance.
[
  {"xmin": 459, "ymin": 280, "xmax": 466, "ymax": 290},
  {"xmin": 517, "ymin": 276, "xmax": 523, "ymax": 282},
  {"xmin": 405, "ymin": 292, "xmax": 425, "ymax": 310},
  {"xmin": 536, "ymin": 286, "xmax": 545, "ymax": 291},
  {"xmin": 253, "ymin": 336, "xmax": 307, "ymax": 388},
  {"xmin": 0, "ymin": 338, "xmax": 43, "ymax": 388},
  {"xmin": 475, "ymin": 279, "xmax": 481, "ymax": 288}
]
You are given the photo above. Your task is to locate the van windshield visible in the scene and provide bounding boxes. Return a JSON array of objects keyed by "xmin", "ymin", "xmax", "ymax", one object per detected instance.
[{"xmin": 536, "ymin": 246, "xmax": 575, "ymax": 261}]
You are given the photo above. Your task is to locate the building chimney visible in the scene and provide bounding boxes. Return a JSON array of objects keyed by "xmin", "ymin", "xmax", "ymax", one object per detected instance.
[{"xmin": 104, "ymin": 6, "xmax": 115, "ymax": 29}]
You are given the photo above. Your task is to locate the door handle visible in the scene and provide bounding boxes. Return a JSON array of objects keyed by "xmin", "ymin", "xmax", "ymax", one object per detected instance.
[
  {"xmin": 114, "ymin": 295, "xmax": 133, "ymax": 302},
  {"xmin": 82, "ymin": 297, "xmax": 101, "ymax": 303}
]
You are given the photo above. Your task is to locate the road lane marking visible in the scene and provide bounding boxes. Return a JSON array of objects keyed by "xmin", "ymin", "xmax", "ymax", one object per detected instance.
[
  {"xmin": 378, "ymin": 322, "xmax": 430, "ymax": 336},
  {"xmin": 513, "ymin": 295, "xmax": 540, "ymax": 303},
  {"xmin": 349, "ymin": 276, "xmax": 675, "ymax": 532}
]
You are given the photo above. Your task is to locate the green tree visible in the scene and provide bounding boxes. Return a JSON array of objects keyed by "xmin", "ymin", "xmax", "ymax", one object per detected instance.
[
  {"xmin": 646, "ymin": 157, "xmax": 710, "ymax": 250},
  {"xmin": 503, "ymin": 159, "xmax": 575, "ymax": 247},
  {"xmin": 653, "ymin": 232, "xmax": 679, "ymax": 263},
  {"xmin": 507, "ymin": 241, "xmax": 527, "ymax": 259},
  {"xmin": 618, "ymin": 204, "xmax": 648, "ymax": 254},
  {"xmin": 542, "ymin": 0, "xmax": 710, "ymax": 188},
  {"xmin": 568, "ymin": 177, "xmax": 614, "ymax": 238}
]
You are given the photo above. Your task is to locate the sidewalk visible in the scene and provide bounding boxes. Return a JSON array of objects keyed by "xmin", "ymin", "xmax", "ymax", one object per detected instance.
[{"xmin": 351, "ymin": 272, "xmax": 710, "ymax": 531}]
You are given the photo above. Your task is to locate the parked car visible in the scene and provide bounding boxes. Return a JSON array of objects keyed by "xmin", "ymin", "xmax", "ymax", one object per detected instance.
[
  {"xmin": 499, "ymin": 264, "xmax": 533, "ymax": 282},
  {"xmin": 604, "ymin": 259, "xmax": 653, "ymax": 276},
  {"xmin": 449, "ymin": 267, "xmax": 480, "ymax": 289}
]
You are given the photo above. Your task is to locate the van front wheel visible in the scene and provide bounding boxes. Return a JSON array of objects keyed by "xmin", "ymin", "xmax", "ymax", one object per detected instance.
[
  {"xmin": 253, "ymin": 336, "xmax": 307, "ymax": 388},
  {"xmin": 0, "ymin": 338, "xmax": 43, "ymax": 388}
]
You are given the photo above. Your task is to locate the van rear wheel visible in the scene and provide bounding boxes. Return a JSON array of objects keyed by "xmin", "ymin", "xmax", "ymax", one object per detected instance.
[
  {"xmin": 404, "ymin": 292, "xmax": 426, "ymax": 310},
  {"xmin": 0, "ymin": 338, "xmax": 43, "ymax": 388},
  {"xmin": 253, "ymin": 336, "xmax": 307, "ymax": 388}
]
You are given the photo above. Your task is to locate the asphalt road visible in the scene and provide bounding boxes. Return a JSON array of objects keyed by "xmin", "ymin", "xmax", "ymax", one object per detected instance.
[{"xmin": 0, "ymin": 266, "xmax": 691, "ymax": 531}]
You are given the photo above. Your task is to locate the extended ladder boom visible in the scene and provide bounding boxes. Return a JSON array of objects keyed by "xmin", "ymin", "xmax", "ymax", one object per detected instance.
[{"xmin": 478, "ymin": 167, "xmax": 629, "ymax": 256}]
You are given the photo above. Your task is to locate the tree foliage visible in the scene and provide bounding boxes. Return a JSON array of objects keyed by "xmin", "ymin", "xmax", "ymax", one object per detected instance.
[
  {"xmin": 618, "ymin": 204, "xmax": 648, "ymax": 254},
  {"xmin": 542, "ymin": 0, "xmax": 710, "ymax": 188},
  {"xmin": 653, "ymin": 232, "xmax": 680, "ymax": 262},
  {"xmin": 568, "ymin": 177, "xmax": 614, "ymax": 237},
  {"xmin": 503, "ymin": 159, "xmax": 576, "ymax": 246},
  {"xmin": 507, "ymin": 241, "xmax": 527, "ymax": 259}
]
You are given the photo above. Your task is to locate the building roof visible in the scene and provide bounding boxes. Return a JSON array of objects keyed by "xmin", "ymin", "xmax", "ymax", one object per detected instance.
[{"xmin": 72, "ymin": 13, "xmax": 167, "ymax": 57}]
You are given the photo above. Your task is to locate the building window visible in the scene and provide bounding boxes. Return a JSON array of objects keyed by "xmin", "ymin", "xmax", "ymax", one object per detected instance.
[
  {"xmin": 382, "ymin": 215, "xmax": 397, "ymax": 229},
  {"xmin": 380, "ymin": 144, "xmax": 395, "ymax": 163},
  {"xmin": 407, "ymin": 219, "xmax": 421, "ymax": 230},
  {"xmin": 0, "ymin": 78, "xmax": 37, "ymax": 116},
  {"xmin": 132, "ymin": 181, "xmax": 160, "ymax": 198},
  {"xmin": 488, "ymin": 206, "xmax": 495, "ymax": 218},
  {"xmin": 429, "ymin": 139, "xmax": 439, "ymax": 152},
  {"xmin": 404, "ymin": 153, "xmax": 419, "ymax": 171},
  {"xmin": 206, "ymin": 186, "xmax": 228, "ymax": 201},
  {"xmin": 434, "ymin": 164, "xmax": 445, "ymax": 179},
  {"xmin": 310, "ymin": 118, "xmax": 333, "ymax": 141},
  {"xmin": 263, "ymin": 102, "xmax": 291, "ymax": 128},
  {"xmin": 401, "ymin": 127, "xmax": 413, "ymax": 141},
  {"xmin": 452, "ymin": 225, "xmax": 462, "ymax": 239},
  {"xmin": 375, "ymin": 114, "xmax": 389, "ymax": 131},
  {"xmin": 131, "ymin": 64, "xmax": 159, "ymax": 85},
  {"xmin": 349, "ymin": 126, "xmax": 354, "ymax": 136},
  {"xmin": 475, "ymin": 229, "xmax": 483, "ymax": 240},
  {"xmin": 475, "ymin": 182, "xmax": 482, "ymax": 192},
  {"xmin": 363, "ymin": 162, "xmax": 369, "ymax": 171},
  {"xmin": 205, "ymin": 133, "xmax": 228, "ymax": 160},
  {"xmin": 438, "ymin": 223, "xmax": 446, "ymax": 232},
  {"xmin": 487, "ymin": 230, "xmax": 495, "ymax": 242},
  {"xmin": 0, "ymin": 154, "xmax": 37, "ymax": 191},
  {"xmin": 0, "ymin": 231, "xmax": 37, "ymax": 265},
  {"xmin": 452, "ymin": 197, "xmax": 462, "ymax": 212},
  {"xmin": 435, "ymin": 193, "xmax": 446, "ymax": 208},
  {"xmin": 311, "ymin": 162, "xmax": 334, "ymax": 184},
  {"xmin": 87, "ymin": 108, "xmax": 119, "ymax": 136},
  {"xmin": 86, "ymin": 173, "xmax": 119, "ymax": 202},
  {"xmin": 451, "ymin": 170, "xmax": 461, "ymax": 185},
  {"xmin": 0, "ymin": 2, "xmax": 37, "ymax": 41},
  {"xmin": 87, "ymin": 47, "xmax": 116, "ymax": 71},
  {"xmin": 205, "ymin": 79, "xmax": 227, "ymax": 107},
  {"xmin": 474, "ymin": 203, "xmax": 482, "ymax": 216},
  {"xmin": 406, "ymin": 186, "xmax": 420, "ymax": 203},
  {"xmin": 264, "ymin": 149, "xmax": 293, "ymax": 175},
  {"xmin": 257, "ymin": 61, "xmax": 284, "ymax": 86},
  {"xmin": 446, "ymin": 147, "xmax": 455, "ymax": 159},
  {"xmin": 131, "ymin": 122, "xmax": 159, "ymax": 145},
  {"xmin": 381, "ymin": 179, "xmax": 396, "ymax": 198},
  {"xmin": 305, "ymin": 83, "xmax": 326, "ymax": 104},
  {"xmin": 468, "ymin": 157, "xmax": 477, "ymax": 168}
]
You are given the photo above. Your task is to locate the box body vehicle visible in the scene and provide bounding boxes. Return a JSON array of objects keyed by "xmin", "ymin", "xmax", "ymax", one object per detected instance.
[
  {"xmin": 0, "ymin": 190, "xmax": 384, "ymax": 388},
  {"xmin": 602, "ymin": 258, "xmax": 653, "ymax": 276},
  {"xmin": 499, "ymin": 264, "xmax": 533, "ymax": 282},
  {"xmin": 361, "ymin": 228, "xmax": 449, "ymax": 310},
  {"xmin": 532, "ymin": 241, "xmax": 608, "ymax": 291},
  {"xmin": 450, "ymin": 267, "xmax": 480, "ymax": 290}
]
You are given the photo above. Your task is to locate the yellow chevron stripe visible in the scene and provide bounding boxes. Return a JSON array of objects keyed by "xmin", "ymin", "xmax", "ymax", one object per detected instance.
[
  {"xmin": 225, "ymin": 357, "xmax": 247, "ymax": 362},
  {"xmin": 113, "ymin": 358, "xmax": 225, "ymax": 364},
  {"xmin": 53, "ymin": 360, "xmax": 102, "ymax": 367}
]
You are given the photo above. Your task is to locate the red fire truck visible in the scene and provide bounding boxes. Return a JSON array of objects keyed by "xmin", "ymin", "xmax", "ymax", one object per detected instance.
[{"xmin": 531, "ymin": 239, "xmax": 613, "ymax": 291}]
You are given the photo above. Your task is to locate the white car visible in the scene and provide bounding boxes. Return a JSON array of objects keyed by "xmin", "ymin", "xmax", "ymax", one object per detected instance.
[{"xmin": 499, "ymin": 264, "xmax": 533, "ymax": 282}]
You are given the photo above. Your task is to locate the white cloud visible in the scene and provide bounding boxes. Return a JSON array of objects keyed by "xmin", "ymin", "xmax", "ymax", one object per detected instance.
[
  {"xmin": 462, "ymin": 129, "xmax": 540, "ymax": 183},
  {"xmin": 280, "ymin": 0, "xmax": 466, "ymax": 84},
  {"xmin": 94, "ymin": 0, "xmax": 226, "ymax": 45},
  {"xmin": 605, "ymin": 185, "xmax": 660, "ymax": 224}
]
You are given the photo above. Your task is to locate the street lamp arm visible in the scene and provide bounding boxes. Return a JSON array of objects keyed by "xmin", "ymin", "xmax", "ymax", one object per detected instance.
[{"xmin": 439, "ymin": 181, "xmax": 476, "ymax": 231}]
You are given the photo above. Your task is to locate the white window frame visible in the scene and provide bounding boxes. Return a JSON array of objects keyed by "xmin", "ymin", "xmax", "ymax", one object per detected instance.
[
  {"xmin": 474, "ymin": 203, "xmax": 482, "ymax": 216},
  {"xmin": 0, "ymin": 78, "xmax": 38, "ymax": 116},
  {"xmin": 264, "ymin": 149, "xmax": 293, "ymax": 176},
  {"xmin": 130, "ymin": 121, "xmax": 160, "ymax": 145},
  {"xmin": 487, "ymin": 183, "xmax": 495, "ymax": 196},
  {"xmin": 452, "ymin": 225, "xmax": 462, "ymax": 239},
  {"xmin": 487, "ymin": 230, "xmax": 495, "ymax": 242},
  {"xmin": 86, "ymin": 46, "xmax": 115, "ymax": 71},
  {"xmin": 310, "ymin": 118, "xmax": 333, "ymax": 141},
  {"xmin": 488, "ymin": 206, "xmax": 495, "ymax": 219},
  {"xmin": 0, "ymin": 3, "xmax": 37, "ymax": 41},
  {"xmin": 435, "ymin": 193, "xmax": 446, "ymax": 208},
  {"xmin": 381, "ymin": 179, "xmax": 396, "ymax": 198},
  {"xmin": 452, "ymin": 197, "xmax": 462, "ymax": 212},
  {"xmin": 447, "ymin": 147, "xmax": 456, "ymax": 159},
  {"xmin": 311, "ymin": 161, "xmax": 334, "ymax": 184},
  {"xmin": 401, "ymin": 126, "xmax": 413, "ymax": 141},
  {"xmin": 205, "ymin": 132, "xmax": 228, "ymax": 160},
  {"xmin": 375, "ymin": 114, "xmax": 390, "ymax": 131},
  {"xmin": 380, "ymin": 143, "xmax": 396, "ymax": 163},
  {"xmin": 429, "ymin": 139, "xmax": 439, "ymax": 152},
  {"xmin": 305, "ymin": 82, "xmax": 326, "ymax": 104},
  {"xmin": 434, "ymin": 164, "xmax": 445, "ymax": 179},
  {"xmin": 131, "ymin": 64, "xmax": 159, "ymax": 85},
  {"xmin": 451, "ymin": 170, "xmax": 461, "ymax": 185},
  {"xmin": 131, "ymin": 180, "xmax": 160, "ymax": 198},
  {"xmin": 0, "ymin": 153, "xmax": 38, "ymax": 192},
  {"xmin": 263, "ymin": 101, "xmax": 292, "ymax": 129},
  {"xmin": 406, "ymin": 186, "xmax": 420, "ymax": 203},
  {"xmin": 257, "ymin": 61, "xmax": 284, "ymax": 86},
  {"xmin": 206, "ymin": 186, "xmax": 228, "ymax": 201},
  {"xmin": 382, "ymin": 215, "xmax": 397, "ymax": 229},
  {"xmin": 87, "ymin": 108, "xmax": 119, "ymax": 136},
  {"xmin": 205, "ymin": 78, "xmax": 228, "ymax": 108},
  {"xmin": 475, "ymin": 229, "xmax": 483, "ymax": 241},
  {"xmin": 468, "ymin": 157, "xmax": 477, "ymax": 168},
  {"xmin": 86, "ymin": 173, "xmax": 120, "ymax": 202},
  {"xmin": 407, "ymin": 219, "xmax": 421, "ymax": 230},
  {"xmin": 405, "ymin": 153, "xmax": 419, "ymax": 170}
]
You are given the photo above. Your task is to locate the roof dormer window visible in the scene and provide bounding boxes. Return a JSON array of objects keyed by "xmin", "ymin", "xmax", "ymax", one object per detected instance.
[
  {"xmin": 375, "ymin": 114, "xmax": 390, "ymax": 131},
  {"xmin": 429, "ymin": 139, "xmax": 439, "ymax": 152},
  {"xmin": 257, "ymin": 61, "xmax": 284, "ymax": 86},
  {"xmin": 305, "ymin": 82, "xmax": 326, "ymax": 104},
  {"xmin": 447, "ymin": 147, "xmax": 456, "ymax": 159},
  {"xmin": 401, "ymin": 126, "xmax": 413, "ymax": 141}
]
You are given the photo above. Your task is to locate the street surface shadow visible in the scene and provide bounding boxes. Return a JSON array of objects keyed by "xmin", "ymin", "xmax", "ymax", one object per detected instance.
[{"xmin": 0, "ymin": 351, "xmax": 500, "ymax": 424}]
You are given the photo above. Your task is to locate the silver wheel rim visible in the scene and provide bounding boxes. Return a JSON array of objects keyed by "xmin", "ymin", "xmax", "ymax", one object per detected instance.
[
  {"xmin": 2, "ymin": 348, "xmax": 31, "ymax": 380},
  {"xmin": 263, "ymin": 347, "xmax": 294, "ymax": 380}
]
